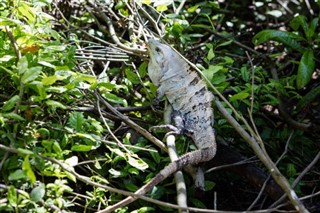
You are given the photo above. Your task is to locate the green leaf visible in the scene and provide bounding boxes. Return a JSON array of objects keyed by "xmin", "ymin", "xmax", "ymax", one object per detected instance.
[
  {"xmin": 76, "ymin": 74, "xmax": 97, "ymax": 84},
  {"xmin": 290, "ymin": 15, "xmax": 308, "ymax": 33},
  {"xmin": 187, "ymin": 5, "xmax": 200, "ymax": 13},
  {"xmin": 156, "ymin": 4, "xmax": 168, "ymax": 12},
  {"xmin": 252, "ymin": 30, "xmax": 305, "ymax": 52},
  {"xmin": 17, "ymin": 56, "xmax": 29, "ymax": 75},
  {"xmin": 306, "ymin": 18, "xmax": 319, "ymax": 39},
  {"xmin": 207, "ymin": 48, "xmax": 215, "ymax": 61},
  {"xmin": 2, "ymin": 95, "xmax": 20, "ymax": 112},
  {"xmin": 46, "ymin": 100, "xmax": 67, "ymax": 110},
  {"xmin": 128, "ymin": 154, "xmax": 148, "ymax": 171},
  {"xmin": 8, "ymin": 186, "xmax": 17, "ymax": 207},
  {"xmin": 8, "ymin": 170, "xmax": 27, "ymax": 181},
  {"xmin": 38, "ymin": 61, "xmax": 56, "ymax": 69},
  {"xmin": 138, "ymin": 62, "xmax": 148, "ymax": 78},
  {"xmin": 230, "ymin": 92, "xmax": 250, "ymax": 102},
  {"xmin": 22, "ymin": 66, "xmax": 42, "ymax": 84},
  {"xmin": 17, "ymin": 148, "xmax": 34, "ymax": 155},
  {"xmin": 125, "ymin": 69, "xmax": 140, "ymax": 84},
  {"xmin": 75, "ymin": 133, "xmax": 97, "ymax": 142},
  {"xmin": 68, "ymin": 112, "xmax": 84, "ymax": 132},
  {"xmin": 103, "ymin": 92, "xmax": 128, "ymax": 106},
  {"xmin": 203, "ymin": 65, "xmax": 223, "ymax": 81},
  {"xmin": 2, "ymin": 113, "xmax": 25, "ymax": 121},
  {"xmin": 297, "ymin": 48, "xmax": 315, "ymax": 89},
  {"xmin": 65, "ymin": 171, "xmax": 76, "ymax": 182},
  {"xmin": 42, "ymin": 75, "xmax": 58, "ymax": 85},
  {"xmin": 22, "ymin": 155, "xmax": 36, "ymax": 184},
  {"xmin": 71, "ymin": 144, "xmax": 93, "ymax": 152},
  {"xmin": 30, "ymin": 185, "xmax": 45, "ymax": 202}
]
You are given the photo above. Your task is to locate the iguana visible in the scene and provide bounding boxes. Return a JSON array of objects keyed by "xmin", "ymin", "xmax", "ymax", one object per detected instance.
[{"xmin": 101, "ymin": 39, "xmax": 216, "ymax": 212}]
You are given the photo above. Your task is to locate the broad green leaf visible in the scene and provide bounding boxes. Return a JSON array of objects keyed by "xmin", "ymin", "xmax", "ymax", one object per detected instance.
[
  {"xmin": 290, "ymin": 15, "xmax": 308, "ymax": 33},
  {"xmin": 230, "ymin": 92, "xmax": 250, "ymax": 102},
  {"xmin": 2, "ymin": 113, "xmax": 25, "ymax": 121},
  {"xmin": 107, "ymin": 147, "xmax": 125, "ymax": 158},
  {"xmin": 306, "ymin": 18, "xmax": 319, "ymax": 39},
  {"xmin": 76, "ymin": 74, "xmax": 97, "ymax": 84},
  {"xmin": 46, "ymin": 86, "xmax": 67, "ymax": 93},
  {"xmin": 156, "ymin": 4, "xmax": 168, "ymax": 12},
  {"xmin": 2, "ymin": 95, "xmax": 20, "ymax": 111},
  {"xmin": 138, "ymin": 62, "xmax": 148, "ymax": 78},
  {"xmin": 22, "ymin": 66, "xmax": 42, "ymax": 84},
  {"xmin": 18, "ymin": 2, "xmax": 35, "ymax": 23},
  {"xmin": 203, "ymin": 65, "xmax": 223, "ymax": 81},
  {"xmin": 188, "ymin": 5, "xmax": 200, "ymax": 13},
  {"xmin": 22, "ymin": 155, "xmax": 36, "ymax": 184},
  {"xmin": 252, "ymin": 30, "xmax": 305, "ymax": 52},
  {"xmin": 46, "ymin": 100, "xmax": 67, "ymax": 109},
  {"xmin": 128, "ymin": 154, "xmax": 148, "ymax": 171},
  {"xmin": 8, "ymin": 170, "xmax": 27, "ymax": 181},
  {"xmin": 141, "ymin": 0, "xmax": 152, "ymax": 4},
  {"xmin": 8, "ymin": 186, "xmax": 17, "ymax": 206},
  {"xmin": 52, "ymin": 141, "xmax": 63, "ymax": 155},
  {"xmin": 38, "ymin": 61, "xmax": 56, "ymax": 69},
  {"xmin": 65, "ymin": 171, "xmax": 76, "ymax": 182},
  {"xmin": 17, "ymin": 148, "xmax": 34, "ymax": 155},
  {"xmin": 103, "ymin": 92, "xmax": 128, "ymax": 106},
  {"xmin": 75, "ymin": 133, "xmax": 97, "ymax": 142},
  {"xmin": 30, "ymin": 185, "xmax": 45, "ymax": 202},
  {"xmin": 68, "ymin": 112, "xmax": 84, "ymax": 131},
  {"xmin": 207, "ymin": 48, "xmax": 215, "ymax": 60},
  {"xmin": 297, "ymin": 48, "xmax": 315, "ymax": 89},
  {"xmin": 71, "ymin": 144, "xmax": 93, "ymax": 152},
  {"xmin": 125, "ymin": 69, "xmax": 140, "ymax": 84},
  {"xmin": 17, "ymin": 56, "xmax": 29, "ymax": 75}
]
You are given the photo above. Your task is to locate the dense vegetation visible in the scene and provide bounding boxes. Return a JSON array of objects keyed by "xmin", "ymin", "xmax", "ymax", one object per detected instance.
[{"xmin": 0, "ymin": 0, "xmax": 319, "ymax": 212}]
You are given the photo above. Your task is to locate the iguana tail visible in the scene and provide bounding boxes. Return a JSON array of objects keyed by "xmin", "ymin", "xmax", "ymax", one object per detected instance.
[{"xmin": 99, "ymin": 146, "xmax": 216, "ymax": 213}]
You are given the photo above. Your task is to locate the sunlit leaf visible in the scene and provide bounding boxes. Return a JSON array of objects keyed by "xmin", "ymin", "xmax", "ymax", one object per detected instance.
[
  {"xmin": 8, "ymin": 186, "xmax": 17, "ymax": 207},
  {"xmin": 128, "ymin": 154, "xmax": 148, "ymax": 171},
  {"xmin": 22, "ymin": 155, "xmax": 36, "ymax": 184},
  {"xmin": 46, "ymin": 100, "xmax": 67, "ymax": 109},
  {"xmin": 2, "ymin": 95, "xmax": 20, "ymax": 112},
  {"xmin": 22, "ymin": 66, "xmax": 42, "ymax": 84},
  {"xmin": 30, "ymin": 185, "xmax": 45, "ymax": 202},
  {"xmin": 71, "ymin": 144, "xmax": 93, "ymax": 152}
]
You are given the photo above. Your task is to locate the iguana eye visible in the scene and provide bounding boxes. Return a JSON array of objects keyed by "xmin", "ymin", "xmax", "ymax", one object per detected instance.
[{"xmin": 155, "ymin": 47, "xmax": 161, "ymax": 52}]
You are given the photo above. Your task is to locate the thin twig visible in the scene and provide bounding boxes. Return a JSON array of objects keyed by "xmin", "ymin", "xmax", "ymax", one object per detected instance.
[{"xmin": 166, "ymin": 134, "xmax": 188, "ymax": 212}]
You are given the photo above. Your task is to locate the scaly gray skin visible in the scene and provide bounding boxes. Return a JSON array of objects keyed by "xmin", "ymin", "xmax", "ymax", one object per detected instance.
[{"xmin": 101, "ymin": 39, "xmax": 216, "ymax": 213}]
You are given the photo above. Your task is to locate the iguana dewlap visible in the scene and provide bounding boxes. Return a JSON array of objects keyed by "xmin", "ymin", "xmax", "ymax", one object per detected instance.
[{"xmin": 101, "ymin": 39, "xmax": 216, "ymax": 213}]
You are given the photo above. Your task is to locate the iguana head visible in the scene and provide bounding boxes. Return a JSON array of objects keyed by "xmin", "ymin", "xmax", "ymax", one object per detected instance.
[{"xmin": 147, "ymin": 39, "xmax": 181, "ymax": 86}]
